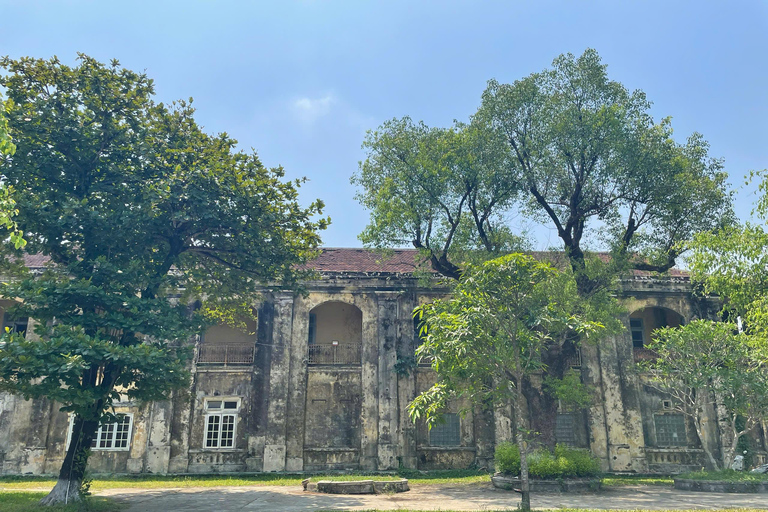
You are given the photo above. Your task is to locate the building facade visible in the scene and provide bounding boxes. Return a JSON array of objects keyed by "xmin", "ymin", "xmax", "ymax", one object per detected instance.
[{"xmin": 0, "ymin": 249, "xmax": 766, "ymax": 475}]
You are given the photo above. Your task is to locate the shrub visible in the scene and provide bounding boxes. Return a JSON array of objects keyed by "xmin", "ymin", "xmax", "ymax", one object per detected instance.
[
  {"xmin": 494, "ymin": 442, "xmax": 520, "ymax": 475},
  {"xmin": 494, "ymin": 443, "xmax": 601, "ymax": 479},
  {"xmin": 554, "ymin": 444, "xmax": 601, "ymax": 477}
]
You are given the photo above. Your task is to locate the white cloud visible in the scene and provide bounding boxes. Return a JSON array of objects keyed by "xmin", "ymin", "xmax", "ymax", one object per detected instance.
[{"xmin": 292, "ymin": 94, "xmax": 335, "ymax": 125}]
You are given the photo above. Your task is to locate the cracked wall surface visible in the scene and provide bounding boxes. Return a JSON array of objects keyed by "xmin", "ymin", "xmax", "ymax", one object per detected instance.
[{"xmin": 1, "ymin": 270, "xmax": 762, "ymax": 475}]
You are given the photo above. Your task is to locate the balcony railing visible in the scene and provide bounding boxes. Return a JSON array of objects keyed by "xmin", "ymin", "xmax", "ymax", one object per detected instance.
[
  {"xmin": 197, "ymin": 343, "xmax": 255, "ymax": 366},
  {"xmin": 308, "ymin": 342, "xmax": 361, "ymax": 365}
]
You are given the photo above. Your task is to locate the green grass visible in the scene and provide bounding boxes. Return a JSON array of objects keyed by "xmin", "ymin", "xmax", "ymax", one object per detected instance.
[
  {"xmin": 0, "ymin": 470, "xmax": 489, "ymax": 492},
  {"xmin": 678, "ymin": 469, "xmax": 768, "ymax": 482},
  {"xmin": 0, "ymin": 492, "xmax": 122, "ymax": 512},
  {"xmin": 600, "ymin": 474, "xmax": 674, "ymax": 486}
]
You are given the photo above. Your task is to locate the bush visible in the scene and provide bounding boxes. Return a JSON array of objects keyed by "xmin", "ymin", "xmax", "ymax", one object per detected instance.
[
  {"xmin": 495, "ymin": 443, "xmax": 601, "ymax": 479},
  {"xmin": 494, "ymin": 442, "xmax": 520, "ymax": 475}
]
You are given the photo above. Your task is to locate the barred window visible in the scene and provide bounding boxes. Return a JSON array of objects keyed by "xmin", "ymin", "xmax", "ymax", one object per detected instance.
[
  {"xmin": 204, "ymin": 398, "xmax": 239, "ymax": 449},
  {"xmin": 655, "ymin": 414, "xmax": 687, "ymax": 447},
  {"xmin": 429, "ymin": 413, "xmax": 461, "ymax": 446},
  {"xmin": 555, "ymin": 413, "xmax": 576, "ymax": 446}
]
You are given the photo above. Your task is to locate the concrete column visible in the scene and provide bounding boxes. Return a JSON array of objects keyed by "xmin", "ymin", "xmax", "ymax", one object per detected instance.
[
  {"xmin": 360, "ymin": 293, "xmax": 380, "ymax": 470},
  {"xmin": 141, "ymin": 400, "xmax": 174, "ymax": 474},
  {"xmin": 376, "ymin": 292, "xmax": 400, "ymax": 470},
  {"xmin": 263, "ymin": 293, "xmax": 295, "ymax": 472},
  {"xmin": 397, "ymin": 294, "xmax": 418, "ymax": 469},
  {"xmin": 580, "ymin": 340, "xmax": 610, "ymax": 471},
  {"xmin": 584, "ymin": 327, "xmax": 647, "ymax": 472},
  {"xmin": 285, "ymin": 296, "xmax": 310, "ymax": 471}
]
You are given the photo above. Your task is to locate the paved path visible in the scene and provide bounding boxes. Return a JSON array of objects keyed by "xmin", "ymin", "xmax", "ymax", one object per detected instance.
[{"xmin": 100, "ymin": 483, "xmax": 768, "ymax": 511}]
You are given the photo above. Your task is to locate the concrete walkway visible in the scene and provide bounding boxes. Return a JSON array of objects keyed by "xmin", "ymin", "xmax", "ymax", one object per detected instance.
[{"xmin": 100, "ymin": 483, "xmax": 768, "ymax": 511}]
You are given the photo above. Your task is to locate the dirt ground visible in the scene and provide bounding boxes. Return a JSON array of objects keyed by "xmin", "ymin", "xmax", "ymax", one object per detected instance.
[{"xmin": 100, "ymin": 483, "xmax": 768, "ymax": 511}]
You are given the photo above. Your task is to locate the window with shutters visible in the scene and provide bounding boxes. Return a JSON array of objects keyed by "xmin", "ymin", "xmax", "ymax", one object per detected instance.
[{"xmin": 204, "ymin": 398, "xmax": 240, "ymax": 449}]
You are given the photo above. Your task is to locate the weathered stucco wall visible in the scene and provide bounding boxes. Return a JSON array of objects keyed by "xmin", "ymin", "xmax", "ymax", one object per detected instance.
[{"xmin": 1, "ymin": 273, "xmax": 757, "ymax": 476}]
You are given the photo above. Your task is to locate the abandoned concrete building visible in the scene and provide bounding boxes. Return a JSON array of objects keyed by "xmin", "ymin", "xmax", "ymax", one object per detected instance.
[{"xmin": 0, "ymin": 248, "xmax": 766, "ymax": 475}]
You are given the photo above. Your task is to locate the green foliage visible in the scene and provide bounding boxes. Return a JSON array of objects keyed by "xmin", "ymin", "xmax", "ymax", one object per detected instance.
[
  {"xmin": 408, "ymin": 253, "xmax": 603, "ymax": 428},
  {"xmin": 543, "ymin": 370, "xmax": 593, "ymax": 410},
  {"xmin": 477, "ymin": 49, "xmax": 733, "ymax": 286},
  {"xmin": 494, "ymin": 442, "xmax": 522, "ymax": 475},
  {"xmin": 352, "ymin": 117, "xmax": 528, "ymax": 279},
  {"xmin": 495, "ymin": 443, "xmax": 600, "ymax": 478},
  {"xmin": 0, "ymin": 54, "xmax": 327, "ymax": 493},
  {"xmin": 646, "ymin": 320, "xmax": 768, "ymax": 468},
  {"xmin": 0, "ymin": 93, "xmax": 26, "ymax": 250}
]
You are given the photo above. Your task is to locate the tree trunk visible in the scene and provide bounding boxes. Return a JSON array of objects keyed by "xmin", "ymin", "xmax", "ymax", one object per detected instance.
[
  {"xmin": 692, "ymin": 416, "xmax": 721, "ymax": 470},
  {"xmin": 40, "ymin": 414, "xmax": 99, "ymax": 506},
  {"xmin": 512, "ymin": 378, "xmax": 531, "ymax": 511}
]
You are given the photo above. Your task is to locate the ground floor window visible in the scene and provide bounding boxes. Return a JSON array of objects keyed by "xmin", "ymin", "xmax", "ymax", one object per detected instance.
[
  {"xmin": 555, "ymin": 413, "xmax": 577, "ymax": 446},
  {"xmin": 204, "ymin": 398, "xmax": 240, "ymax": 449},
  {"xmin": 67, "ymin": 414, "xmax": 133, "ymax": 451},
  {"xmin": 429, "ymin": 413, "xmax": 461, "ymax": 446},
  {"xmin": 654, "ymin": 413, "xmax": 687, "ymax": 447}
]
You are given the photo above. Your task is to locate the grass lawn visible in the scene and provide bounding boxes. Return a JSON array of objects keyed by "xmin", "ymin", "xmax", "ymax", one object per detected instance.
[
  {"xmin": 0, "ymin": 492, "xmax": 122, "ymax": 512},
  {"xmin": 0, "ymin": 470, "xmax": 689, "ymax": 492},
  {"xmin": 601, "ymin": 474, "xmax": 673, "ymax": 486},
  {"xmin": 0, "ymin": 470, "xmax": 490, "ymax": 492},
  {"xmin": 678, "ymin": 469, "xmax": 768, "ymax": 482}
]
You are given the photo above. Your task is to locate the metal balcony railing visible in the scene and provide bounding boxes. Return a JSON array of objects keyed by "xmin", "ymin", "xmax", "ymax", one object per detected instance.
[
  {"xmin": 197, "ymin": 343, "xmax": 255, "ymax": 366},
  {"xmin": 308, "ymin": 342, "xmax": 362, "ymax": 365}
]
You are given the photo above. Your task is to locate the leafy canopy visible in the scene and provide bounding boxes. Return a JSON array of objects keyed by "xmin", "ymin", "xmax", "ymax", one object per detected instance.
[
  {"xmin": 0, "ymin": 54, "xmax": 328, "ymax": 420},
  {"xmin": 646, "ymin": 320, "xmax": 768, "ymax": 468},
  {"xmin": 0, "ymin": 93, "xmax": 25, "ymax": 249},
  {"xmin": 353, "ymin": 117, "xmax": 526, "ymax": 279},
  {"xmin": 476, "ymin": 49, "xmax": 733, "ymax": 288},
  {"xmin": 408, "ymin": 253, "xmax": 602, "ymax": 426}
]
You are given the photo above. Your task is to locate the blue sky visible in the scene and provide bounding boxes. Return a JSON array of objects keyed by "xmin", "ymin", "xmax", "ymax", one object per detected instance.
[{"xmin": 1, "ymin": 1, "xmax": 766, "ymax": 249}]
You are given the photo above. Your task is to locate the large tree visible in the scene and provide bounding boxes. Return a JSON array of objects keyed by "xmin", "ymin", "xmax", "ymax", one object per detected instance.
[
  {"xmin": 409, "ymin": 254, "xmax": 601, "ymax": 511},
  {"xmin": 354, "ymin": 49, "xmax": 733, "ymax": 446},
  {"xmin": 679, "ymin": 170, "xmax": 768, "ymax": 460},
  {"xmin": 476, "ymin": 49, "xmax": 732, "ymax": 295},
  {"xmin": 352, "ymin": 117, "xmax": 526, "ymax": 279},
  {"xmin": 0, "ymin": 55, "xmax": 327, "ymax": 505}
]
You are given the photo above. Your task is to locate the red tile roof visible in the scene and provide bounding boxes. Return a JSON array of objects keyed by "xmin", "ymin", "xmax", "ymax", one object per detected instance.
[
  {"xmin": 305, "ymin": 248, "xmax": 426, "ymax": 274},
  {"xmin": 23, "ymin": 254, "xmax": 50, "ymax": 268},
  {"xmin": 19, "ymin": 248, "xmax": 689, "ymax": 278},
  {"xmin": 305, "ymin": 248, "xmax": 689, "ymax": 277}
]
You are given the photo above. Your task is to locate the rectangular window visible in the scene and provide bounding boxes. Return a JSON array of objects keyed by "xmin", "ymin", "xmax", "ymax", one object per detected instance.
[
  {"xmin": 204, "ymin": 398, "xmax": 239, "ymax": 449},
  {"xmin": 67, "ymin": 414, "xmax": 132, "ymax": 451},
  {"xmin": 655, "ymin": 414, "xmax": 687, "ymax": 447},
  {"xmin": 555, "ymin": 413, "xmax": 576, "ymax": 446},
  {"xmin": 630, "ymin": 318, "xmax": 644, "ymax": 348},
  {"xmin": 308, "ymin": 313, "xmax": 316, "ymax": 344},
  {"xmin": 429, "ymin": 413, "xmax": 461, "ymax": 446}
]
